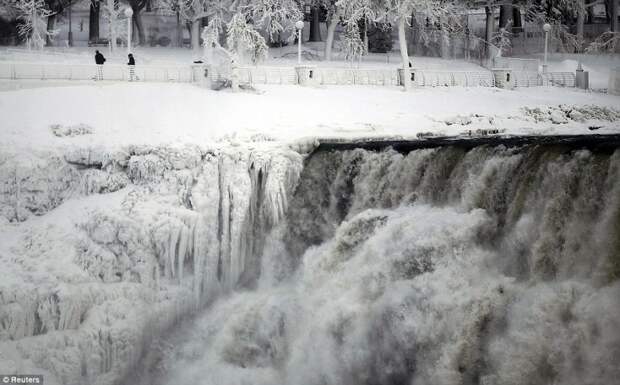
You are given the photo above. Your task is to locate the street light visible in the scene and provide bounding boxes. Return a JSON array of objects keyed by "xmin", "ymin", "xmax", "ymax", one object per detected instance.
[
  {"xmin": 125, "ymin": 7, "xmax": 134, "ymax": 55},
  {"xmin": 68, "ymin": 2, "xmax": 73, "ymax": 46},
  {"xmin": 295, "ymin": 20, "xmax": 304, "ymax": 65},
  {"xmin": 543, "ymin": 23, "xmax": 551, "ymax": 74}
]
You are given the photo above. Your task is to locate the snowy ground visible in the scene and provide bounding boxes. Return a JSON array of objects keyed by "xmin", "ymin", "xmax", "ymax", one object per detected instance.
[{"xmin": 1, "ymin": 81, "xmax": 619, "ymax": 155}]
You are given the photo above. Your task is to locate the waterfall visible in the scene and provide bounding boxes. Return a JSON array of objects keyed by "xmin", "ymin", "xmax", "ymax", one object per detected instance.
[
  {"xmin": 2, "ymin": 141, "xmax": 619, "ymax": 385},
  {"xmin": 146, "ymin": 143, "xmax": 620, "ymax": 385}
]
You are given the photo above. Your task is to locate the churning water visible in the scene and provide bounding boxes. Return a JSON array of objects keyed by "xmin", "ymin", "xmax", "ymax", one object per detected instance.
[{"xmin": 135, "ymin": 143, "xmax": 620, "ymax": 385}]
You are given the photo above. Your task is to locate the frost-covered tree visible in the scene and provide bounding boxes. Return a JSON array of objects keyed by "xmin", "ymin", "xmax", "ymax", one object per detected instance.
[
  {"xmin": 336, "ymin": 0, "xmax": 378, "ymax": 62},
  {"xmin": 341, "ymin": 20, "xmax": 366, "ymax": 61},
  {"xmin": 246, "ymin": 0, "xmax": 302, "ymax": 44},
  {"xmin": 158, "ymin": 0, "xmax": 212, "ymax": 52},
  {"xmin": 5, "ymin": 0, "xmax": 56, "ymax": 49},
  {"xmin": 378, "ymin": 0, "xmax": 463, "ymax": 87},
  {"xmin": 225, "ymin": 12, "xmax": 268, "ymax": 63},
  {"xmin": 321, "ymin": 0, "xmax": 341, "ymax": 60},
  {"xmin": 127, "ymin": 0, "xmax": 149, "ymax": 45},
  {"xmin": 321, "ymin": 0, "xmax": 382, "ymax": 61},
  {"xmin": 101, "ymin": 0, "xmax": 125, "ymax": 51}
]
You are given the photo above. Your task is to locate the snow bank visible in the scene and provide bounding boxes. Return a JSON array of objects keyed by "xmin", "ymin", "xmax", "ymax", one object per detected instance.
[{"xmin": 1, "ymin": 83, "xmax": 619, "ymax": 155}]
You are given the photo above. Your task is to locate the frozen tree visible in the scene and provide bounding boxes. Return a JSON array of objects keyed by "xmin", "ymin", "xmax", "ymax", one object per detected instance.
[
  {"xmin": 341, "ymin": 20, "xmax": 366, "ymax": 62},
  {"xmin": 378, "ymin": 0, "xmax": 463, "ymax": 88},
  {"xmin": 492, "ymin": 26, "xmax": 512, "ymax": 56},
  {"xmin": 320, "ymin": 0, "xmax": 380, "ymax": 61},
  {"xmin": 246, "ymin": 0, "xmax": 302, "ymax": 44},
  {"xmin": 101, "ymin": 0, "xmax": 126, "ymax": 51},
  {"xmin": 586, "ymin": 31, "xmax": 620, "ymax": 52},
  {"xmin": 127, "ymin": 0, "xmax": 149, "ymax": 45},
  {"xmin": 225, "ymin": 12, "xmax": 268, "ymax": 64},
  {"xmin": 4, "ymin": 0, "xmax": 56, "ymax": 49},
  {"xmin": 526, "ymin": 0, "xmax": 586, "ymax": 52},
  {"xmin": 338, "ymin": 0, "xmax": 376, "ymax": 61},
  {"xmin": 158, "ymin": 0, "xmax": 212, "ymax": 53},
  {"xmin": 321, "ymin": 0, "xmax": 341, "ymax": 60}
]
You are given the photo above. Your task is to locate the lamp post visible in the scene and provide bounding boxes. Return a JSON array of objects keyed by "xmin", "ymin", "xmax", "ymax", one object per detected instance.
[
  {"xmin": 543, "ymin": 23, "xmax": 551, "ymax": 74},
  {"xmin": 125, "ymin": 7, "xmax": 134, "ymax": 55},
  {"xmin": 68, "ymin": 2, "xmax": 73, "ymax": 46},
  {"xmin": 295, "ymin": 20, "xmax": 304, "ymax": 65}
]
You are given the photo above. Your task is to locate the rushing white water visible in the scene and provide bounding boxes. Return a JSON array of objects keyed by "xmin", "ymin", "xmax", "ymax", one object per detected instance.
[{"xmin": 132, "ymin": 144, "xmax": 620, "ymax": 385}]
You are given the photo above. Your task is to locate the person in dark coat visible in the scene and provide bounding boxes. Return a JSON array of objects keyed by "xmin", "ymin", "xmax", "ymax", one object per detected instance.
[
  {"xmin": 127, "ymin": 53, "xmax": 137, "ymax": 81},
  {"xmin": 94, "ymin": 50, "xmax": 106, "ymax": 65},
  {"xmin": 94, "ymin": 50, "xmax": 106, "ymax": 80}
]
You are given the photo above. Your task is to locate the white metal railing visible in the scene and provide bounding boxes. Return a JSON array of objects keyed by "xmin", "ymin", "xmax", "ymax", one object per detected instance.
[
  {"xmin": 0, "ymin": 62, "xmax": 193, "ymax": 82},
  {"xmin": 512, "ymin": 71, "xmax": 541, "ymax": 87},
  {"xmin": 235, "ymin": 66, "xmax": 298, "ymax": 85},
  {"xmin": 412, "ymin": 70, "xmax": 495, "ymax": 87},
  {"xmin": 314, "ymin": 68, "xmax": 400, "ymax": 86},
  {"xmin": 0, "ymin": 61, "xmax": 576, "ymax": 89},
  {"xmin": 540, "ymin": 72, "xmax": 576, "ymax": 88},
  {"xmin": 509, "ymin": 71, "xmax": 576, "ymax": 88}
]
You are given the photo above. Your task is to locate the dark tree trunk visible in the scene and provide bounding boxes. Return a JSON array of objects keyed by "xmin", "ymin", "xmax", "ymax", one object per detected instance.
[
  {"xmin": 89, "ymin": 0, "xmax": 100, "ymax": 42},
  {"xmin": 132, "ymin": 9, "xmax": 145, "ymax": 45},
  {"xmin": 128, "ymin": 0, "xmax": 148, "ymax": 45},
  {"xmin": 512, "ymin": 6, "xmax": 522, "ymax": 31},
  {"xmin": 499, "ymin": 4, "xmax": 513, "ymax": 29},
  {"xmin": 46, "ymin": 14, "xmax": 55, "ymax": 46},
  {"xmin": 485, "ymin": 6, "xmax": 494, "ymax": 59},
  {"xmin": 611, "ymin": 0, "xmax": 619, "ymax": 32},
  {"xmin": 175, "ymin": 10, "xmax": 183, "ymax": 47},
  {"xmin": 309, "ymin": 6, "xmax": 321, "ymax": 42}
]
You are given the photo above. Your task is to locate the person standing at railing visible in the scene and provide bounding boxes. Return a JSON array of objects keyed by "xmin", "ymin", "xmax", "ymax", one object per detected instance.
[
  {"xmin": 127, "ymin": 53, "xmax": 138, "ymax": 81},
  {"xmin": 94, "ymin": 50, "xmax": 106, "ymax": 80}
]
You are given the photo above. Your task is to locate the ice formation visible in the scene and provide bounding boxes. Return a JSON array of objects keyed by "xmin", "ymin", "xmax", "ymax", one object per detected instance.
[{"xmin": 0, "ymin": 144, "xmax": 303, "ymax": 385}]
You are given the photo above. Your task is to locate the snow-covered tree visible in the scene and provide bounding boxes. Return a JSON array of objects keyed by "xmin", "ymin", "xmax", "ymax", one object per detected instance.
[
  {"xmin": 321, "ymin": 0, "xmax": 341, "ymax": 60},
  {"xmin": 338, "ymin": 0, "xmax": 376, "ymax": 61},
  {"xmin": 101, "ymin": 0, "xmax": 126, "ymax": 51},
  {"xmin": 341, "ymin": 20, "xmax": 366, "ymax": 62},
  {"xmin": 6, "ymin": 0, "xmax": 57, "ymax": 49},
  {"xmin": 127, "ymin": 0, "xmax": 149, "ymax": 45},
  {"xmin": 158, "ymin": 0, "xmax": 212, "ymax": 53},
  {"xmin": 524, "ymin": 0, "xmax": 586, "ymax": 52},
  {"xmin": 226, "ymin": 12, "xmax": 268, "ymax": 63},
  {"xmin": 377, "ymin": 0, "xmax": 464, "ymax": 88},
  {"xmin": 246, "ymin": 0, "xmax": 302, "ymax": 44}
]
